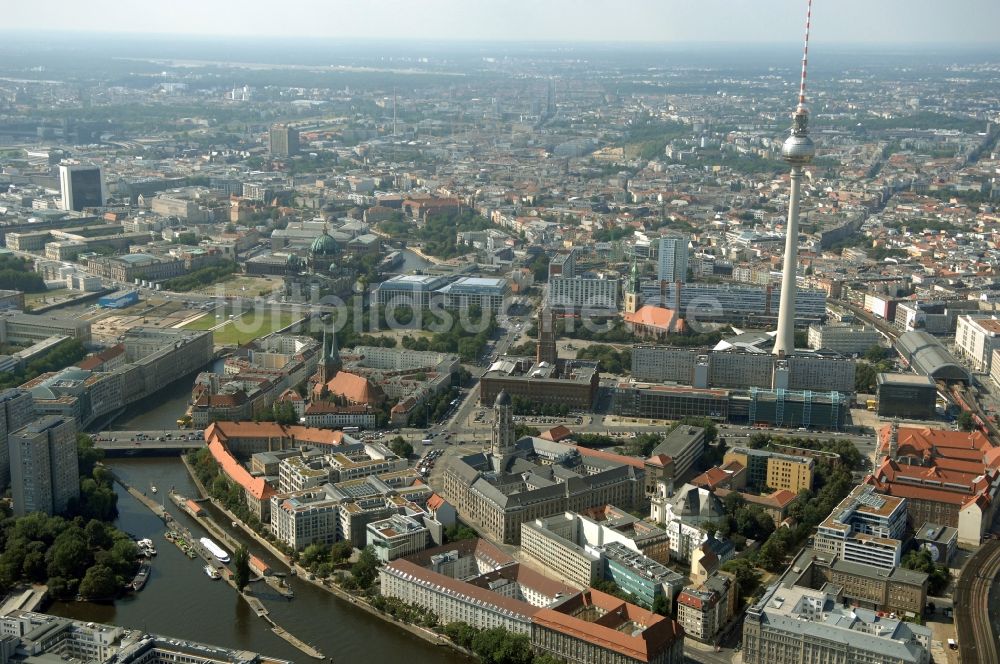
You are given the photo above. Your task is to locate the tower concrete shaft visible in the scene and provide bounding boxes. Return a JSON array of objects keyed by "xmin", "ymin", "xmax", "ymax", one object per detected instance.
[{"xmin": 773, "ymin": 165, "xmax": 804, "ymax": 356}]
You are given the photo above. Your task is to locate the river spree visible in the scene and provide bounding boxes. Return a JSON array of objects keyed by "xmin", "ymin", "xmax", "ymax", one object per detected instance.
[
  {"xmin": 50, "ymin": 457, "xmax": 467, "ymax": 664},
  {"xmin": 51, "ymin": 248, "xmax": 464, "ymax": 663}
]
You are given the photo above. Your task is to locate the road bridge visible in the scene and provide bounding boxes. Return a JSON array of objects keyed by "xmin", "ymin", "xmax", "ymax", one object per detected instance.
[{"xmin": 92, "ymin": 430, "xmax": 205, "ymax": 455}]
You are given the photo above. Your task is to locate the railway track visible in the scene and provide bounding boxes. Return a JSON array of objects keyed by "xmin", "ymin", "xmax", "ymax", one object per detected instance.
[{"xmin": 954, "ymin": 539, "xmax": 1000, "ymax": 664}]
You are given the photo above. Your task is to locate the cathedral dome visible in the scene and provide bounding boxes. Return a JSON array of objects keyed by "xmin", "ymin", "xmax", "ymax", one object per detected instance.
[
  {"xmin": 495, "ymin": 390, "xmax": 511, "ymax": 407},
  {"xmin": 310, "ymin": 231, "xmax": 339, "ymax": 256}
]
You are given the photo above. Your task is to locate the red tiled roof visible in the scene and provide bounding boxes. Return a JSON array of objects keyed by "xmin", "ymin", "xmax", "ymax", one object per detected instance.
[
  {"xmin": 206, "ymin": 437, "xmax": 274, "ymax": 501},
  {"xmin": 623, "ymin": 305, "xmax": 686, "ymax": 334},
  {"xmin": 314, "ymin": 371, "xmax": 384, "ymax": 405},
  {"xmin": 426, "ymin": 493, "xmax": 446, "ymax": 512},
  {"xmin": 541, "ymin": 425, "xmax": 573, "ymax": 442},
  {"xmin": 691, "ymin": 466, "xmax": 731, "ymax": 489},
  {"xmin": 573, "ymin": 445, "xmax": 645, "ymax": 469},
  {"xmin": 646, "ymin": 454, "xmax": 672, "ymax": 468},
  {"xmin": 533, "ymin": 589, "xmax": 683, "ymax": 663}
]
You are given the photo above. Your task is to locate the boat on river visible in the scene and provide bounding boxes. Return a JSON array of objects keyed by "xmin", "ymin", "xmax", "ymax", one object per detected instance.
[
  {"xmin": 137, "ymin": 538, "xmax": 157, "ymax": 556},
  {"xmin": 200, "ymin": 537, "xmax": 230, "ymax": 563},
  {"xmin": 130, "ymin": 561, "xmax": 150, "ymax": 591},
  {"xmin": 204, "ymin": 564, "xmax": 221, "ymax": 580}
]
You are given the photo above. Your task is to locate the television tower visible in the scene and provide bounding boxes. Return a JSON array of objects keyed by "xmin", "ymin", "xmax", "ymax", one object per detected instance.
[{"xmin": 772, "ymin": 0, "xmax": 816, "ymax": 357}]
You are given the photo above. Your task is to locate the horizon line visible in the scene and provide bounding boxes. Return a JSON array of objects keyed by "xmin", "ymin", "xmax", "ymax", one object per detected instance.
[{"xmin": 1, "ymin": 29, "xmax": 999, "ymax": 50}]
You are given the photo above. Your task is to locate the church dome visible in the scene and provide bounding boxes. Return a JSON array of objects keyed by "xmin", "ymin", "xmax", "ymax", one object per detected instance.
[
  {"xmin": 495, "ymin": 390, "xmax": 511, "ymax": 407},
  {"xmin": 310, "ymin": 231, "xmax": 339, "ymax": 256}
]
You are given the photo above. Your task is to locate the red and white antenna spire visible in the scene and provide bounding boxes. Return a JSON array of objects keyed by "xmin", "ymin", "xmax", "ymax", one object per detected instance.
[{"xmin": 796, "ymin": 0, "xmax": 813, "ymax": 114}]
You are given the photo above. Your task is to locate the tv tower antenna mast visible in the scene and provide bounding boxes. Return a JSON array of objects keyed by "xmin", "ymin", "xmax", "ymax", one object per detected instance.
[{"xmin": 772, "ymin": 0, "xmax": 816, "ymax": 357}]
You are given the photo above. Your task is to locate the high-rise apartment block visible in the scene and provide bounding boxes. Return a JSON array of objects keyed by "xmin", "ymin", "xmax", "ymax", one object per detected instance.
[
  {"xmin": 58, "ymin": 163, "xmax": 106, "ymax": 211},
  {"xmin": 9, "ymin": 415, "xmax": 79, "ymax": 516},
  {"xmin": 657, "ymin": 237, "xmax": 689, "ymax": 283},
  {"xmin": 269, "ymin": 124, "xmax": 300, "ymax": 156},
  {"xmin": 0, "ymin": 388, "xmax": 36, "ymax": 489}
]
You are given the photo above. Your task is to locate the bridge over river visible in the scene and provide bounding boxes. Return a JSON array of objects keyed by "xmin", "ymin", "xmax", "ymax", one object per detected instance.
[{"xmin": 92, "ymin": 430, "xmax": 206, "ymax": 455}]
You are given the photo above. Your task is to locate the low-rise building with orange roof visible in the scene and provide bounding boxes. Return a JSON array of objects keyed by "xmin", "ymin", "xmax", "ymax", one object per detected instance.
[
  {"xmin": 532, "ymin": 588, "xmax": 685, "ymax": 664},
  {"xmin": 624, "ymin": 305, "xmax": 686, "ymax": 338},
  {"xmin": 870, "ymin": 423, "xmax": 1000, "ymax": 544}
]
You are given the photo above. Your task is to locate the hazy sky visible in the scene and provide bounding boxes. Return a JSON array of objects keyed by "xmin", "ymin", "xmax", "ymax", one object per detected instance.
[{"xmin": 6, "ymin": 0, "xmax": 1000, "ymax": 45}]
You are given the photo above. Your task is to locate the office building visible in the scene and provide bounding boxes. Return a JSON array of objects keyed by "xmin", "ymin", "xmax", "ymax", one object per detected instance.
[
  {"xmin": 657, "ymin": 236, "xmax": 689, "ymax": 283},
  {"xmin": 59, "ymin": 163, "xmax": 105, "ymax": 211},
  {"xmin": 723, "ymin": 447, "xmax": 814, "ymax": 494},
  {"xmin": 644, "ymin": 425, "xmax": 706, "ymax": 494},
  {"xmin": 9, "ymin": 416, "xmax": 79, "ymax": 516},
  {"xmin": 0, "ymin": 610, "xmax": 291, "ymax": 664},
  {"xmin": 677, "ymin": 573, "xmax": 736, "ymax": 643},
  {"xmin": 613, "ymin": 382, "xmax": 848, "ymax": 429},
  {"xmin": 436, "ymin": 276, "xmax": 509, "ymax": 311},
  {"xmin": 367, "ymin": 513, "xmax": 430, "ymax": 562},
  {"xmin": 870, "ymin": 424, "xmax": 1000, "ymax": 545},
  {"xmin": 778, "ymin": 547, "xmax": 928, "ymax": 617},
  {"xmin": 443, "ymin": 392, "xmax": 644, "ymax": 544},
  {"xmin": 480, "ymin": 356, "xmax": 599, "ymax": 411},
  {"xmin": 875, "ymin": 373, "xmax": 937, "ymax": 420},
  {"xmin": 0, "ymin": 311, "xmax": 91, "ymax": 345},
  {"xmin": 913, "ymin": 523, "xmax": 957, "ymax": 565},
  {"xmin": 742, "ymin": 584, "xmax": 931, "ymax": 664},
  {"xmin": 955, "ymin": 315, "xmax": 1000, "ymax": 373},
  {"xmin": 642, "ymin": 282, "xmax": 826, "ymax": 325},
  {"xmin": 630, "ymin": 345, "xmax": 855, "ymax": 394},
  {"xmin": 601, "ymin": 541, "xmax": 685, "ymax": 611},
  {"xmin": 548, "ymin": 251, "xmax": 576, "ymax": 280},
  {"xmin": 269, "ymin": 124, "xmax": 299, "ymax": 156},
  {"xmin": 548, "ymin": 274, "xmax": 619, "ymax": 311},
  {"xmin": 520, "ymin": 507, "xmax": 671, "ymax": 590},
  {"xmin": 807, "ymin": 324, "xmax": 880, "ymax": 356},
  {"xmin": 374, "ymin": 274, "xmax": 450, "ymax": 309},
  {"xmin": 814, "ymin": 485, "xmax": 907, "ymax": 570}
]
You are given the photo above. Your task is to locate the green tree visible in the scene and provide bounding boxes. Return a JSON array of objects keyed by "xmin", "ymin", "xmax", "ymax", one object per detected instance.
[
  {"xmin": 232, "ymin": 544, "xmax": 251, "ymax": 591},
  {"xmin": 329, "ymin": 540, "xmax": 353, "ymax": 563},
  {"xmin": 470, "ymin": 627, "xmax": 534, "ymax": 664},
  {"xmin": 720, "ymin": 558, "xmax": 762, "ymax": 604},
  {"xmin": 78, "ymin": 564, "xmax": 118, "ymax": 599},
  {"xmin": 443, "ymin": 621, "xmax": 478, "ymax": 649},
  {"xmin": 76, "ymin": 434, "xmax": 104, "ymax": 476},
  {"xmin": 389, "ymin": 436, "xmax": 413, "ymax": 459},
  {"xmin": 300, "ymin": 543, "xmax": 330, "ymax": 571},
  {"xmin": 651, "ymin": 593, "xmax": 672, "ymax": 616},
  {"xmin": 351, "ymin": 545, "xmax": 379, "ymax": 589},
  {"xmin": 957, "ymin": 411, "xmax": 975, "ymax": 432}
]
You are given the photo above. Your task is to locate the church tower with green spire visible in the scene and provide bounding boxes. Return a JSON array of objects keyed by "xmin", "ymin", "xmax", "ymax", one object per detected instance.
[{"xmin": 624, "ymin": 255, "xmax": 641, "ymax": 315}]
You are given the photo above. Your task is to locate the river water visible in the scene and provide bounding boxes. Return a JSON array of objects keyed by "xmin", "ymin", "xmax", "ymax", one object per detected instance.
[{"xmin": 53, "ymin": 340, "xmax": 467, "ymax": 664}]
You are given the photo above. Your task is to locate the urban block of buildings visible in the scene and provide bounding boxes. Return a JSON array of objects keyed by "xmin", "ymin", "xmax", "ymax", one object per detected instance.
[
  {"xmin": 0, "ymin": 610, "xmax": 291, "ymax": 664},
  {"xmin": 741, "ymin": 583, "xmax": 931, "ymax": 664},
  {"xmin": 869, "ymin": 423, "xmax": 1000, "ymax": 545},
  {"xmin": 379, "ymin": 539, "xmax": 686, "ymax": 664},
  {"xmin": 443, "ymin": 390, "xmax": 644, "ymax": 544}
]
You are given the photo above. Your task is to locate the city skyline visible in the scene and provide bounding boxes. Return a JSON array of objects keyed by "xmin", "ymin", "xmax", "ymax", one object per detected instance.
[{"xmin": 4, "ymin": 0, "xmax": 1000, "ymax": 45}]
